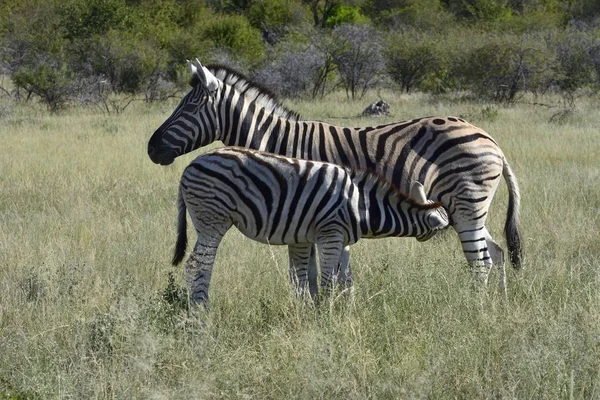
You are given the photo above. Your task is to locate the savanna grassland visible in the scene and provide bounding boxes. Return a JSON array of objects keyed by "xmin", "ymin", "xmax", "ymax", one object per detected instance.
[{"xmin": 1, "ymin": 92, "xmax": 600, "ymax": 399}]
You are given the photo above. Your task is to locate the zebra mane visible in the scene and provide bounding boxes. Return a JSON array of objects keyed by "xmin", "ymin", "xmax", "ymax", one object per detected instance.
[
  {"xmin": 207, "ymin": 64, "xmax": 302, "ymax": 122},
  {"xmin": 351, "ymin": 169, "xmax": 443, "ymax": 210}
]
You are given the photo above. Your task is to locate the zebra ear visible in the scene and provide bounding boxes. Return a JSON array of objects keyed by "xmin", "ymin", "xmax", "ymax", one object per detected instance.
[
  {"xmin": 410, "ymin": 181, "xmax": 428, "ymax": 204},
  {"xmin": 201, "ymin": 66, "xmax": 219, "ymax": 92},
  {"xmin": 193, "ymin": 58, "xmax": 219, "ymax": 92}
]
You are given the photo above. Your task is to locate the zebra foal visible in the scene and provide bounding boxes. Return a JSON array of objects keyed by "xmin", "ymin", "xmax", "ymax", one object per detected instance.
[{"xmin": 172, "ymin": 147, "xmax": 449, "ymax": 307}]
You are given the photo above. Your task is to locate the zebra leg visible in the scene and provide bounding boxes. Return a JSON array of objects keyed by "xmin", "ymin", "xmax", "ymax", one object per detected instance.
[
  {"xmin": 316, "ymin": 233, "xmax": 345, "ymax": 296},
  {"xmin": 483, "ymin": 227, "xmax": 507, "ymax": 296},
  {"xmin": 335, "ymin": 246, "xmax": 353, "ymax": 287},
  {"xmin": 185, "ymin": 228, "xmax": 227, "ymax": 309},
  {"xmin": 456, "ymin": 224, "xmax": 494, "ymax": 287},
  {"xmin": 288, "ymin": 243, "xmax": 317, "ymax": 298}
]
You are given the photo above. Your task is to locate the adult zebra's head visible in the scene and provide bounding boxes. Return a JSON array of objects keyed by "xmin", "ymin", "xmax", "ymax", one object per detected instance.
[
  {"xmin": 409, "ymin": 182, "xmax": 450, "ymax": 242},
  {"xmin": 148, "ymin": 59, "xmax": 221, "ymax": 165}
]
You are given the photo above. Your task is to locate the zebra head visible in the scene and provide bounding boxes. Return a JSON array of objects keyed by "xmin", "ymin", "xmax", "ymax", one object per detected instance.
[
  {"xmin": 410, "ymin": 182, "xmax": 450, "ymax": 242},
  {"xmin": 148, "ymin": 59, "xmax": 221, "ymax": 165}
]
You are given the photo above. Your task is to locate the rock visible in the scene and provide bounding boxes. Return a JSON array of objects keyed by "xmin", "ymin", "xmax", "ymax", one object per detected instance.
[{"xmin": 361, "ymin": 100, "xmax": 390, "ymax": 116}]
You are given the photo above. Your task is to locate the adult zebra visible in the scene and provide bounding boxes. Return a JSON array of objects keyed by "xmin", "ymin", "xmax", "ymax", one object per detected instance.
[
  {"xmin": 174, "ymin": 147, "xmax": 449, "ymax": 306},
  {"xmin": 148, "ymin": 59, "xmax": 522, "ymax": 288}
]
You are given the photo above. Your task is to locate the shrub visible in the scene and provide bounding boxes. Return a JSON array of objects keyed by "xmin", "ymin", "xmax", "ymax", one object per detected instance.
[
  {"xmin": 203, "ymin": 14, "xmax": 265, "ymax": 67},
  {"xmin": 12, "ymin": 57, "xmax": 77, "ymax": 112},
  {"xmin": 68, "ymin": 30, "xmax": 169, "ymax": 97},
  {"xmin": 331, "ymin": 23, "xmax": 383, "ymax": 99},
  {"xmin": 253, "ymin": 45, "xmax": 327, "ymax": 98},
  {"xmin": 546, "ymin": 26, "xmax": 597, "ymax": 99},
  {"xmin": 59, "ymin": 0, "xmax": 129, "ymax": 41},
  {"xmin": 384, "ymin": 30, "xmax": 444, "ymax": 93},
  {"xmin": 325, "ymin": 4, "xmax": 369, "ymax": 28},
  {"xmin": 455, "ymin": 33, "xmax": 553, "ymax": 102},
  {"xmin": 247, "ymin": 0, "xmax": 308, "ymax": 32}
]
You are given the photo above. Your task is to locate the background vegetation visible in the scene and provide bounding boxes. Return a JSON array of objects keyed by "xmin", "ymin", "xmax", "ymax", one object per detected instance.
[
  {"xmin": 1, "ymin": 0, "xmax": 600, "ymax": 110},
  {"xmin": 1, "ymin": 92, "xmax": 600, "ymax": 398}
]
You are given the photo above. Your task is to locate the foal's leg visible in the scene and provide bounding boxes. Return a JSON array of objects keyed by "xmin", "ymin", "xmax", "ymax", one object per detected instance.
[
  {"xmin": 335, "ymin": 246, "xmax": 353, "ymax": 287},
  {"xmin": 316, "ymin": 232, "xmax": 345, "ymax": 296},
  {"xmin": 288, "ymin": 243, "xmax": 317, "ymax": 298}
]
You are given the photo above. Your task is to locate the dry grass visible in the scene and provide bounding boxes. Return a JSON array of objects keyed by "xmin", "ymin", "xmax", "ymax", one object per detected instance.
[{"xmin": 1, "ymin": 93, "xmax": 599, "ymax": 399}]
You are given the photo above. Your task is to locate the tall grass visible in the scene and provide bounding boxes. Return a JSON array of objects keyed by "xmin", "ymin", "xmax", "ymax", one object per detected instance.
[{"xmin": 1, "ymin": 93, "xmax": 599, "ymax": 398}]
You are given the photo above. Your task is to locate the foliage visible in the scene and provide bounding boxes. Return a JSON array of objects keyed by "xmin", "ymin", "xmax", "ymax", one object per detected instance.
[
  {"xmin": 331, "ymin": 24, "xmax": 383, "ymax": 99},
  {"xmin": 69, "ymin": 30, "xmax": 167, "ymax": 95},
  {"xmin": 203, "ymin": 14, "xmax": 265, "ymax": 67},
  {"xmin": 546, "ymin": 26, "xmax": 598, "ymax": 99},
  {"xmin": 2, "ymin": 0, "xmax": 600, "ymax": 106},
  {"xmin": 325, "ymin": 4, "xmax": 370, "ymax": 28},
  {"xmin": 11, "ymin": 57, "xmax": 77, "ymax": 112},
  {"xmin": 59, "ymin": 0, "xmax": 130, "ymax": 41},
  {"xmin": 247, "ymin": 0, "xmax": 309, "ymax": 32},
  {"xmin": 384, "ymin": 30, "xmax": 445, "ymax": 93},
  {"xmin": 455, "ymin": 33, "xmax": 553, "ymax": 102},
  {"xmin": 253, "ymin": 45, "xmax": 329, "ymax": 98}
]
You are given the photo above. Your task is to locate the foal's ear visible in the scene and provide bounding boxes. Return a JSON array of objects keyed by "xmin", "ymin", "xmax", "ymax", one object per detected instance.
[{"xmin": 410, "ymin": 181, "xmax": 428, "ymax": 203}]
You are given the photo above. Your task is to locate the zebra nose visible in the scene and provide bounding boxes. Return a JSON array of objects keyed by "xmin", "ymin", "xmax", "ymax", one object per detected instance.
[{"xmin": 148, "ymin": 145, "xmax": 155, "ymax": 156}]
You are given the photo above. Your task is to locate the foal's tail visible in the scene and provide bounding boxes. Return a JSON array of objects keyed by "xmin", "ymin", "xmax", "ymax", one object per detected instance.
[
  {"xmin": 172, "ymin": 187, "xmax": 188, "ymax": 266},
  {"xmin": 503, "ymin": 160, "xmax": 523, "ymax": 270}
]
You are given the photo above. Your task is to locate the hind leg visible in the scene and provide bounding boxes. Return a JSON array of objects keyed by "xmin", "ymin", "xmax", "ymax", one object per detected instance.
[
  {"xmin": 185, "ymin": 222, "xmax": 229, "ymax": 309},
  {"xmin": 455, "ymin": 223, "xmax": 494, "ymax": 286},
  {"xmin": 288, "ymin": 244, "xmax": 317, "ymax": 298},
  {"xmin": 483, "ymin": 227, "xmax": 507, "ymax": 296}
]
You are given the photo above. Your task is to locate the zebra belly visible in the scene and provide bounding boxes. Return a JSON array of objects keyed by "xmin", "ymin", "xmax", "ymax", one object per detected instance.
[{"xmin": 232, "ymin": 220, "xmax": 315, "ymax": 245}]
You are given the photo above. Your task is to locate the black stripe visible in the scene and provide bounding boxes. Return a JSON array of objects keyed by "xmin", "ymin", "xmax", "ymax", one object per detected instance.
[
  {"xmin": 295, "ymin": 166, "xmax": 327, "ymax": 242},
  {"xmin": 291, "ymin": 122, "xmax": 300, "ymax": 158},
  {"xmin": 330, "ymin": 126, "xmax": 351, "ymax": 166}
]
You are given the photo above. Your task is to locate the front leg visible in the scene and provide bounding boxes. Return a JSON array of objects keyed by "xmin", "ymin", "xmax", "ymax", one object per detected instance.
[
  {"xmin": 334, "ymin": 245, "xmax": 353, "ymax": 288},
  {"xmin": 316, "ymin": 233, "xmax": 345, "ymax": 296}
]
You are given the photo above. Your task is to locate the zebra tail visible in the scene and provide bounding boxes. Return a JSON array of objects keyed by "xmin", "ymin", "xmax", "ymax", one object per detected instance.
[
  {"xmin": 502, "ymin": 160, "xmax": 523, "ymax": 270},
  {"xmin": 172, "ymin": 187, "xmax": 188, "ymax": 266}
]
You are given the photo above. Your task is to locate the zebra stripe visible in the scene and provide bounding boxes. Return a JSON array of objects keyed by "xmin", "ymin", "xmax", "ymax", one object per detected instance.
[
  {"xmin": 173, "ymin": 147, "xmax": 449, "ymax": 306},
  {"xmin": 148, "ymin": 59, "xmax": 521, "ymax": 289}
]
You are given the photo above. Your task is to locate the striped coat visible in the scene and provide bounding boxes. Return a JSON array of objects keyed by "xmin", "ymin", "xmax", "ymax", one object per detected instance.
[
  {"xmin": 173, "ymin": 147, "xmax": 448, "ymax": 305},
  {"xmin": 148, "ymin": 59, "xmax": 521, "ymax": 289}
]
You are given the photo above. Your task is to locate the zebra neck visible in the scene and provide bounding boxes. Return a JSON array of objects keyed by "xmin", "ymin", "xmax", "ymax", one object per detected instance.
[
  {"xmin": 355, "ymin": 174, "xmax": 412, "ymax": 238},
  {"xmin": 217, "ymin": 90, "xmax": 304, "ymax": 154}
]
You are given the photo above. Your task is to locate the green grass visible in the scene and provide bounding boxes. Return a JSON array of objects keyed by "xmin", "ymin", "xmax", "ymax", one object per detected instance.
[{"xmin": 1, "ymin": 93, "xmax": 599, "ymax": 398}]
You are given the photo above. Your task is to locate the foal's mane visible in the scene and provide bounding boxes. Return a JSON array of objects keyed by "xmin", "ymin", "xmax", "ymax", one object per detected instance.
[{"xmin": 207, "ymin": 64, "xmax": 302, "ymax": 122}]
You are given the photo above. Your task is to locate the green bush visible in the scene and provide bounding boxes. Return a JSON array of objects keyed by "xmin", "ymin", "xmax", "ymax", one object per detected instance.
[
  {"xmin": 455, "ymin": 33, "xmax": 553, "ymax": 102},
  {"xmin": 12, "ymin": 59, "xmax": 76, "ymax": 112},
  {"xmin": 203, "ymin": 14, "xmax": 265, "ymax": 66},
  {"xmin": 247, "ymin": 0, "xmax": 308, "ymax": 31},
  {"xmin": 384, "ymin": 30, "xmax": 445, "ymax": 93},
  {"xmin": 69, "ymin": 30, "xmax": 167, "ymax": 95},
  {"xmin": 325, "ymin": 4, "xmax": 369, "ymax": 28},
  {"xmin": 59, "ymin": 0, "xmax": 129, "ymax": 41},
  {"xmin": 547, "ymin": 27, "xmax": 597, "ymax": 97}
]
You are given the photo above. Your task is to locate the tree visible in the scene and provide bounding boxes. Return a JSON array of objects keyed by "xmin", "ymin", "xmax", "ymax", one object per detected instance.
[
  {"xmin": 384, "ymin": 31, "xmax": 442, "ymax": 93},
  {"xmin": 331, "ymin": 24, "xmax": 383, "ymax": 99}
]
